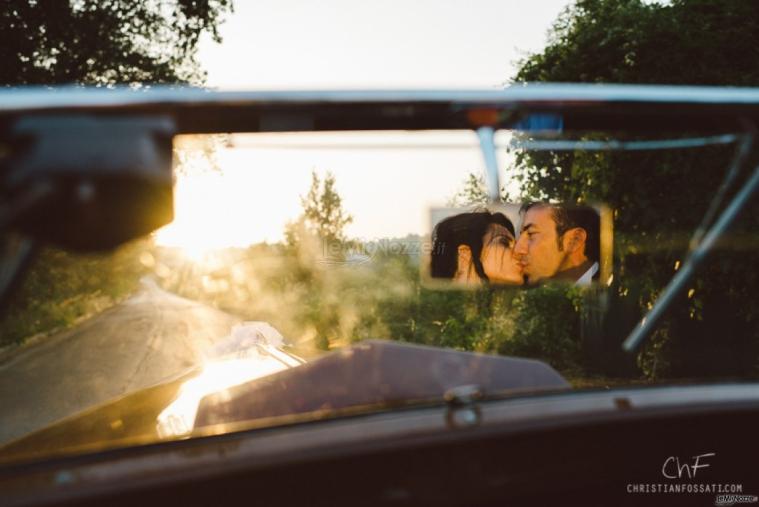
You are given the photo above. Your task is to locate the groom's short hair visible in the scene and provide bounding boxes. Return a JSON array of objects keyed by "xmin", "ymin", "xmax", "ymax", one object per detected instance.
[{"xmin": 521, "ymin": 202, "xmax": 600, "ymax": 263}]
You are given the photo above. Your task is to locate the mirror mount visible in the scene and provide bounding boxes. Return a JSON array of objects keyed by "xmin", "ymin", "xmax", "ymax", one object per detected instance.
[{"xmin": 476, "ymin": 126, "xmax": 501, "ymax": 203}]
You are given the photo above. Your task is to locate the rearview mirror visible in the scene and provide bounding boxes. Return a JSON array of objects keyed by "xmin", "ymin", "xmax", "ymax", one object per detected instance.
[
  {"xmin": 424, "ymin": 203, "xmax": 612, "ymax": 288},
  {"xmin": 1, "ymin": 115, "xmax": 175, "ymax": 251}
]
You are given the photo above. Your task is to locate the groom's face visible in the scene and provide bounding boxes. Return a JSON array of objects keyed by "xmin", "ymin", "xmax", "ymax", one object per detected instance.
[{"xmin": 514, "ymin": 205, "xmax": 566, "ymax": 284}]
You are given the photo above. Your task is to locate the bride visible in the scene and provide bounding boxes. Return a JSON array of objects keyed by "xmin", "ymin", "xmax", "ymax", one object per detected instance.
[{"xmin": 430, "ymin": 210, "xmax": 524, "ymax": 286}]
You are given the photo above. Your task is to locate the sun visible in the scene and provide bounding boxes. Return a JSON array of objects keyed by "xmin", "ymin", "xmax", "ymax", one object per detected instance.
[
  {"xmin": 156, "ymin": 138, "xmax": 307, "ymax": 256},
  {"xmin": 178, "ymin": 240, "xmax": 213, "ymax": 263},
  {"xmin": 154, "ymin": 168, "xmax": 244, "ymax": 260}
]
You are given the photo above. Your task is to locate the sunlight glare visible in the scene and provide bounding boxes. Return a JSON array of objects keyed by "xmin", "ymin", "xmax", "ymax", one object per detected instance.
[
  {"xmin": 157, "ymin": 131, "xmax": 513, "ymax": 252},
  {"xmin": 156, "ymin": 356, "xmax": 290, "ymax": 438}
]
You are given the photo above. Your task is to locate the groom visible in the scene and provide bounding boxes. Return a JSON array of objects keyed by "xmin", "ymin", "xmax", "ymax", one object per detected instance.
[{"xmin": 514, "ymin": 202, "xmax": 600, "ymax": 286}]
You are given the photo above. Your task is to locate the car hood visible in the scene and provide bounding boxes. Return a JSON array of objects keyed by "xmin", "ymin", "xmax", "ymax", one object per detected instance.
[{"xmin": 0, "ymin": 340, "xmax": 568, "ymax": 464}]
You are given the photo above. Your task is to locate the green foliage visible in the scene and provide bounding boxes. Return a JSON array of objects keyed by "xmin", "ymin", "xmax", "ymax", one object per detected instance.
[
  {"xmin": 448, "ymin": 173, "xmax": 489, "ymax": 207},
  {"xmin": 515, "ymin": 0, "xmax": 759, "ymax": 86},
  {"xmin": 447, "ymin": 172, "xmax": 514, "ymax": 206},
  {"xmin": 286, "ymin": 171, "xmax": 353, "ymax": 252},
  {"xmin": 1, "ymin": 238, "xmax": 153, "ymax": 346},
  {"xmin": 512, "ymin": 0, "xmax": 759, "ymax": 379},
  {"xmin": 276, "ymin": 171, "xmax": 354, "ymax": 350},
  {"xmin": 500, "ymin": 286, "xmax": 585, "ymax": 374},
  {"xmin": 1, "ymin": 0, "xmax": 233, "ymax": 86},
  {"xmin": 163, "ymin": 171, "xmax": 357, "ymax": 352},
  {"xmin": 152, "ymin": 168, "xmax": 590, "ymax": 376}
]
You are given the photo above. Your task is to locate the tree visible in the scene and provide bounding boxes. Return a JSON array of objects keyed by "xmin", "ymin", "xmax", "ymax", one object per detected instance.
[
  {"xmin": 447, "ymin": 172, "xmax": 514, "ymax": 207},
  {"xmin": 515, "ymin": 0, "xmax": 759, "ymax": 87},
  {"xmin": 448, "ymin": 173, "xmax": 489, "ymax": 207},
  {"xmin": 280, "ymin": 171, "xmax": 354, "ymax": 351},
  {"xmin": 1, "ymin": 0, "xmax": 233, "ymax": 86},
  {"xmin": 288, "ymin": 171, "xmax": 353, "ymax": 250},
  {"xmin": 511, "ymin": 0, "xmax": 759, "ymax": 379}
]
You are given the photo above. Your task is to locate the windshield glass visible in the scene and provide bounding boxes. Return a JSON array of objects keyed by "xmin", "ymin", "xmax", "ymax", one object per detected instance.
[{"xmin": 1, "ymin": 123, "xmax": 758, "ymax": 464}]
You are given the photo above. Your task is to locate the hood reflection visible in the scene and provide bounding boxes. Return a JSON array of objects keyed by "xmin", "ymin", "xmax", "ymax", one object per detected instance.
[{"xmin": 157, "ymin": 322, "xmax": 303, "ymax": 438}]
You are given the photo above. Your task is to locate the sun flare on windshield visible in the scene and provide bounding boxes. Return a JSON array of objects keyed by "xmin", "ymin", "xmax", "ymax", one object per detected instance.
[
  {"xmin": 155, "ymin": 157, "xmax": 300, "ymax": 259},
  {"xmin": 157, "ymin": 132, "xmax": 493, "ymax": 259}
]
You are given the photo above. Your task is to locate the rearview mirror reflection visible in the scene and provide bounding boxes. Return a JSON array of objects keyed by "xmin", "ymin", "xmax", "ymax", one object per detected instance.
[{"xmin": 425, "ymin": 203, "xmax": 612, "ymax": 288}]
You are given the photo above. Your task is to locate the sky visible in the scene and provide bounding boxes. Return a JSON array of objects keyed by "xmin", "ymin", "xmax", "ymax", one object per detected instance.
[
  {"xmin": 156, "ymin": 0, "xmax": 574, "ymax": 250},
  {"xmin": 196, "ymin": 0, "xmax": 572, "ymax": 90}
]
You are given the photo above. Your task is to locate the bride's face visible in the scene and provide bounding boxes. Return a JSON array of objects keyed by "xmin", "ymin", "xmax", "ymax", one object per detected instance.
[{"xmin": 480, "ymin": 223, "xmax": 524, "ymax": 285}]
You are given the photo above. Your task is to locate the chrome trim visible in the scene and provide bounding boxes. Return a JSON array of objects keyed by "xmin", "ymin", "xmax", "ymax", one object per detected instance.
[
  {"xmin": 259, "ymin": 344, "xmax": 306, "ymax": 367},
  {"xmin": 508, "ymin": 134, "xmax": 739, "ymax": 151},
  {"xmin": 5, "ymin": 83, "xmax": 759, "ymax": 113}
]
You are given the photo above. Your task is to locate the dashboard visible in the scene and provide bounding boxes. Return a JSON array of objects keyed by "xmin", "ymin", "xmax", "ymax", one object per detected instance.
[{"xmin": 2, "ymin": 384, "xmax": 758, "ymax": 506}]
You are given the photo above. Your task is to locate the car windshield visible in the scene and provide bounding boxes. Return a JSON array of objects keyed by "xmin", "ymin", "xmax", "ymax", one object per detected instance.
[{"xmin": 1, "ymin": 112, "xmax": 758, "ymax": 464}]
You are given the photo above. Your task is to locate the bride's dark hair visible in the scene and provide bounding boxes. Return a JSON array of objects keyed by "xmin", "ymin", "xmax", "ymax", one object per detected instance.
[{"xmin": 431, "ymin": 211, "xmax": 514, "ymax": 282}]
